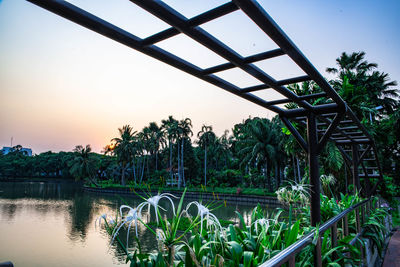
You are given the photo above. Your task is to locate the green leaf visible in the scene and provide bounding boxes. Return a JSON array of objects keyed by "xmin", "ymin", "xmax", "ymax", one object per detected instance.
[
  {"xmin": 285, "ymin": 220, "xmax": 300, "ymax": 247},
  {"xmin": 243, "ymin": 251, "xmax": 254, "ymax": 267},
  {"xmin": 229, "ymin": 225, "xmax": 237, "ymax": 242},
  {"xmin": 235, "ymin": 211, "xmax": 247, "ymax": 231}
]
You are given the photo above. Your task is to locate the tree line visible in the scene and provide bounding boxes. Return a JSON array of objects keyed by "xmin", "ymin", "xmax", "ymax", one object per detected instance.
[{"xmin": 1, "ymin": 52, "xmax": 399, "ymax": 192}]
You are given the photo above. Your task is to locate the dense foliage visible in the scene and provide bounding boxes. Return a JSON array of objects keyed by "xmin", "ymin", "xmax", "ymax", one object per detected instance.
[{"xmin": 97, "ymin": 184, "xmax": 390, "ymax": 267}]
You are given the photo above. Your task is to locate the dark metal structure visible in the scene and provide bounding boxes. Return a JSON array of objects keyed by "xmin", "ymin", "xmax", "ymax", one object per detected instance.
[
  {"xmin": 260, "ymin": 197, "xmax": 376, "ymax": 266},
  {"xmin": 26, "ymin": 0, "xmax": 383, "ymax": 265}
]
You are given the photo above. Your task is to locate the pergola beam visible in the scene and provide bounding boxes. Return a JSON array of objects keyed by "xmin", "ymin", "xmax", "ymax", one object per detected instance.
[
  {"xmin": 202, "ymin": 48, "xmax": 284, "ymax": 75},
  {"xmin": 233, "ymin": 0, "xmax": 346, "ymax": 111},
  {"xmin": 142, "ymin": 2, "xmax": 239, "ymax": 46},
  {"xmin": 130, "ymin": 0, "xmax": 315, "ymax": 111}
]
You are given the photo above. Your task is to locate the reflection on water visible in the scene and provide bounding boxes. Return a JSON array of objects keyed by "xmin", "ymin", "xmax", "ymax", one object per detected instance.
[{"xmin": 0, "ymin": 181, "xmax": 275, "ymax": 266}]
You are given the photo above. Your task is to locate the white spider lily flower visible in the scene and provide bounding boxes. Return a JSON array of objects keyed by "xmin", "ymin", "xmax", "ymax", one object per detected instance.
[
  {"xmin": 185, "ymin": 201, "xmax": 222, "ymax": 234},
  {"xmin": 95, "ymin": 214, "xmax": 108, "ymax": 229},
  {"xmin": 252, "ymin": 218, "xmax": 277, "ymax": 234},
  {"xmin": 276, "ymin": 182, "xmax": 310, "ymax": 206},
  {"xmin": 320, "ymin": 174, "xmax": 336, "ymax": 188},
  {"xmin": 111, "ymin": 205, "xmax": 141, "ymax": 249},
  {"xmin": 137, "ymin": 193, "xmax": 177, "ymax": 223}
]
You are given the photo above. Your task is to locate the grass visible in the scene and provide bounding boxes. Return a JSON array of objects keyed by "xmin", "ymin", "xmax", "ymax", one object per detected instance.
[{"xmin": 92, "ymin": 180, "xmax": 276, "ymax": 197}]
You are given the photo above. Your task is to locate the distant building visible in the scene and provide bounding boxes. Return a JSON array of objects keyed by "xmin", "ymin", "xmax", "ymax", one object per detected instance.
[{"xmin": 1, "ymin": 146, "xmax": 32, "ymax": 156}]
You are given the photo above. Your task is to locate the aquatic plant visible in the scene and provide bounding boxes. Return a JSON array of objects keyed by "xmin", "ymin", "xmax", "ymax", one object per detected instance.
[
  {"xmin": 275, "ymin": 181, "xmax": 310, "ymax": 207},
  {"xmin": 95, "ymin": 189, "xmax": 388, "ymax": 267},
  {"xmin": 111, "ymin": 205, "xmax": 141, "ymax": 249},
  {"xmin": 137, "ymin": 192, "xmax": 177, "ymax": 223},
  {"xmin": 185, "ymin": 201, "xmax": 222, "ymax": 234}
]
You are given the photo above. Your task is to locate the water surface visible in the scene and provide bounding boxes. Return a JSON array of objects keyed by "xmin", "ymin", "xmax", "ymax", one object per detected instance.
[{"xmin": 0, "ymin": 181, "xmax": 275, "ymax": 266}]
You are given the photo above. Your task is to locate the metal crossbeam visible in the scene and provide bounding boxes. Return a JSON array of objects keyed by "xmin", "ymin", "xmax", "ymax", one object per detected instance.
[
  {"xmin": 202, "ymin": 48, "xmax": 284, "ymax": 75},
  {"xmin": 142, "ymin": 2, "xmax": 239, "ymax": 46}
]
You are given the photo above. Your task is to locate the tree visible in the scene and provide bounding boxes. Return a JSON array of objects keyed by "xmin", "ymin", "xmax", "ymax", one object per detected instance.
[
  {"xmin": 197, "ymin": 125, "xmax": 216, "ymax": 186},
  {"xmin": 161, "ymin": 116, "xmax": 179, "ymax": 180},
  {"xmin": 327, "ymin": 51, "xmax": 399, "ymax": 118},
  {"xmin": 213, "ymin": 130, "xmax": 232, "ymax": 171},
  {"xmin": 146, "ymin": 122, "xmax": 166, "ymax": 171},
  {"xmin": 112, "ymin": 125, "xmax": 136, "ymax": 186},
  {"xmin": 68, "ymin": 145, "xmax": 98, "ymax": 186},
  {"xmin": 177, "ymin": 118, "xmax": 193, "ymax": 187},
  {"xmin": 238, "ymin": 118, "xmax": 280, "ymax": 192}
]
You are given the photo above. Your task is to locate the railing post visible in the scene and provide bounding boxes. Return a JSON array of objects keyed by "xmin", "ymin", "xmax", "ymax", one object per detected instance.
[
  {"xmin": 344, "ymin": 214, "xmax": 349, "ymax": 236},
  {"xmin": 315, "ymin": 236, "xmax": 322, "ymax": 267},
  {"xmin": 288, "ymin": 256, "xmax": 295, "ymax": 267},
  {"xmin": 331, "ymin": 223, "xmax": 338, "ymax": 260}
]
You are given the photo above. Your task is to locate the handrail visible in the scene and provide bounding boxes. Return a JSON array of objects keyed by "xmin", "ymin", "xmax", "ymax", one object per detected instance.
[{"xmin": 259, "ymin": 198, "xmax": 370, "ymax": 267}]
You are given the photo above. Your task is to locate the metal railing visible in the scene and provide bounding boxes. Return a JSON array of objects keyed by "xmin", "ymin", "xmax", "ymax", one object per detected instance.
[{"xmin": 260, "ymin": 198, "xmax": 375, "ymax": 267}]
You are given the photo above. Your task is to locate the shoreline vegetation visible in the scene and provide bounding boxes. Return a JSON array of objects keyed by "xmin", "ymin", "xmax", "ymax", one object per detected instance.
[
  {"xmin": 1, "ymin": 53, "xmax": 399, "ymax": 200},
  {"xmin": 98, "ymin": 187, "xmax": 393, "ymax": 266}
]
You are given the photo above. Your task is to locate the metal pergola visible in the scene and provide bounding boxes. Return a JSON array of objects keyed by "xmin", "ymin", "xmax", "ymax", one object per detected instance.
[{"xmin": 27, "ymin": 0, "xmax": 383, "ymax": 263}]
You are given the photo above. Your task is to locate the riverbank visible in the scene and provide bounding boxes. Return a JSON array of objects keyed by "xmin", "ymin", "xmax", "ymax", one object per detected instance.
[
  {"xmin": 83, "ymin": 186, "xmax": 281, "ymax": 206},
  {"xmin": 0, "ymin": 176, "xmax": 77, "ymax": 183},
  {"xmin": 0, "ymin": 177, "xmax": 281, "ymax": 206}
]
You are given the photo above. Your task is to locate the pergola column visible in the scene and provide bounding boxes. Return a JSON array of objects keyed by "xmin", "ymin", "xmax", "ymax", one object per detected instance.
[
  {"xmin": 307, "ymin": 112, "xmax": 321, "ymax": 225},
  {"xmin": 307, "ymin": 112, "xmax": 322, "ymax": 267},
  {"xmin": 352, "ymin": 143, "xmax": 360, "ymax": 193}
]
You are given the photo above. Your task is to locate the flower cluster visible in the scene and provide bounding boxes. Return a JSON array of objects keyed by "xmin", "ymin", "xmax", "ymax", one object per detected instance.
[
  {"xmin": 276, "ymin": 182, "xmax": 310, "ymax": 206},
  {"xmin": 96, "ymin": 191, "xmax": 222, "ymax": 252},
  {"xmin": 320, "ymin": 174, "xmax": 336, "ymax": 188}
]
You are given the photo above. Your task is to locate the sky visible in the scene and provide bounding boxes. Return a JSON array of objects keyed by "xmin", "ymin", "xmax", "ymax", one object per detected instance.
[{"xmin": 1, "ymin": 0, "xmax": 399, "ymax": 154}]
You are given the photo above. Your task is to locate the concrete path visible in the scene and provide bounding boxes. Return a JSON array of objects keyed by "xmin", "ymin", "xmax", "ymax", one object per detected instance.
[{"xmin": 382, "ymin": 230, "xmax": 400, "ymax": 267}]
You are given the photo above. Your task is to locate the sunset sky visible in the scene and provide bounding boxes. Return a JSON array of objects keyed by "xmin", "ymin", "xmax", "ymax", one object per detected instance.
[{"xmin": 1, "ymin": 0, "xmax": 399, "ymax": 154}]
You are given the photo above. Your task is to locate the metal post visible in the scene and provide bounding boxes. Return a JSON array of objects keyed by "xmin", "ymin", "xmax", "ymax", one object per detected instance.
[
  {"xmin": 307, "ymin": 112, "xmax": 321, "ymax": 267},
  {"xmin": 355, "ymin": 207, "xmax": 363, "ymax": 261},
  {"xmin": 331, "ymin": 223, "xmax": 338, "ymax": 260},
  {"xmin": 307, "ymin": 112, "xmax": 321, "ymax": 225},
  {"xmin": 288, "ymin": 256, "xmax": 295, "ymax": 267},
  {"xmin": 352, "ymin": 144, "xmax": 360, "ymax": 193}
]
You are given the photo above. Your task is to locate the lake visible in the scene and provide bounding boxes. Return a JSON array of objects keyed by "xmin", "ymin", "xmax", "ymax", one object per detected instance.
[{"xmin": 0, "ymin": 180, "xmax": 277, "ymax": 266}]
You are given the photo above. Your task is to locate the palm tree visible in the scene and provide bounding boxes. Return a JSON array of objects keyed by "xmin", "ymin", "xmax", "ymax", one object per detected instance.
[
  {"xmin": 212, "ymin": 130, "xmax": 232, "ymax": 170},
  {"xmin": 327, "ymin": 51, "xmax": 399, "ymax": 118},
  {"xmin": 177, "ymin": 118, "xmax": 193, "ymax": 187},
  {"xmin": 161, "ymin": 116, "xmax": 179, "ymax": 180},
  {"xmin": 134, "ymin": 131, "xmax": 147, "ymax": 184},
  {"xmin": 147, "ymin": 122, "xmax": 166, "ymax": 171},
  {"xmin": 238, "ymin": 118, "xmax": 279, "ymax": 192},
  {"xmin": 112, "ymin": 125, "xmax": 136, "ymax": 186},
  {"xmin": 69, "ymin": 144, "xmax": 98, "ymax": 186},
  {"xmin": 286, "ymin": 81, "xmax": 327, "ymax": 109},
  {"xmin": 197, "ymin": 125, "xmax": 216, "ymax": 186}
]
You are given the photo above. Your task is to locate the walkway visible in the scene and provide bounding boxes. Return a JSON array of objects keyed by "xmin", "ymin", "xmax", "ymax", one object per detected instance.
[{"xmin": 382, "ymin": 230, "xmax": 400, "ymax": 267}]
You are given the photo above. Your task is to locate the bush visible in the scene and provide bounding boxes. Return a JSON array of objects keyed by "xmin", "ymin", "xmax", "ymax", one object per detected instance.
[
  {"xmin": 208, "ymin": 169, "xmax": 242, "ymax": 187},
  {"xmin": 379, "ymin": 175, "xmax": 400, "ymax": 203}
]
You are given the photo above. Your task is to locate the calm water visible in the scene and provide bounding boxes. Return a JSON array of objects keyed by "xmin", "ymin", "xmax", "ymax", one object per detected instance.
[{"xmin": 0, "ymin": 181, "xmax": 274, "ymax": 266}]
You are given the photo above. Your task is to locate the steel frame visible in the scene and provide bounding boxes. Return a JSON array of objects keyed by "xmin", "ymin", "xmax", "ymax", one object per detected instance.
[{"xmin": 26, "ymin": 1, "xmax": 384, "ymax": 265}]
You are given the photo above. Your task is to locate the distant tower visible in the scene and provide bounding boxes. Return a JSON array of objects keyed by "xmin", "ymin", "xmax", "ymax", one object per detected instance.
[{"xmin": 11, "ymin": 137, "xmax": 13, "ymax": 147}]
